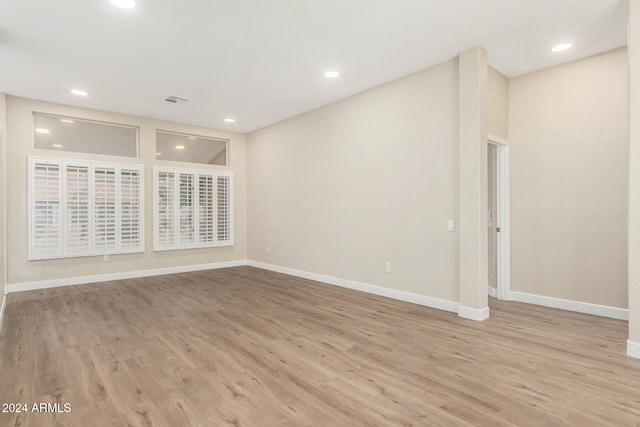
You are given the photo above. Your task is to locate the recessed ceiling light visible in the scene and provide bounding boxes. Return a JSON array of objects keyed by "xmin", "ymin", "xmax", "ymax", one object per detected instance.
[
  {"xmin": 70, "ymin": 89, "xmax": 88, "ymax": 96},
  {"xmin": 175, "ymin": 145, "xmax": 185, "ymax": 150},
  {"xmin": 551, "ymin": 43, "xmax": 573, "ymax": 53},
  {"xmin": 60, "ymin": 119, "xmax": 74, "ymax": 123},
  {"xmin": 110, "ymin": 0, "xmax": 135, "ymax": 9},
  {"xmin": 52, "ymin": 144, "xmax": 63, "ymax": 148},
  {"xmin": 224, "ymin": 118, "xmax": 236, "ymax": 123},
  {"xmin": 35, "ymin": 128, "xmax": 50, "ymax": 134},
  {"xmin": 324, "ymin": 71, "xmax": 339, "ymax": 78},
  {"xmin": 187, "ymin": 136, "xmax": 197, "ymax": 140},
  {"xmin": 156, "ymin": 152, "xmax": 162, "ymax": 156}
]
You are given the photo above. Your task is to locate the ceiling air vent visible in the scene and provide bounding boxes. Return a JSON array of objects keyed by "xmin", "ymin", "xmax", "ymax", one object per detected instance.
[{"xmin": 165, "ymin": 95, "xmax": 190, "ymax": 103}]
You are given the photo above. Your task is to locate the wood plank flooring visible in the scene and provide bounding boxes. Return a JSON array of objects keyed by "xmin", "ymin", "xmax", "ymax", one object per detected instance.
[{"xmin": 0, "ymin": 266, "xmax": 639, "ymax": 426}]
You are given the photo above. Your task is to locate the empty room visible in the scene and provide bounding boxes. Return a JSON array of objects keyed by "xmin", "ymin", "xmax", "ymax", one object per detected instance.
[{"xmin": 1, "ymin": 0, "xmax": 640, "ymax": 425}]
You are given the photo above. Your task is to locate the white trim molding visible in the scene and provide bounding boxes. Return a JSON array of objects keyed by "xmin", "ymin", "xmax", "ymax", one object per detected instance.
[
  {"xmin": 487, "ymin": 134, "xmax": 509, "ymax": 146},
  {"xmin": 488, "ymin": 286, "xmax": 497, "ymax": 298},
  {"xmin": 0, "ymin": 293, "xmax": 6, "ymax": 332},
  {"xmin": 510, "ymin": 291, "xmax": 628, "ymax": 320},
  {"xmin": 488, "ymin": 136, "xmax": 511, "ymax": 301},
  {"xmin": 247, "ymin": 261, "xmax": 459, "ymax": 314},
  {"xmin": 6, "ymin": 260, "xmax": 248, "ymax": 293},
  {"xmin": 628, "ymin": 340, "xmax": 640, "ymax": 359},
  {"xmin": 458, "ymin": 305, "xmax": 490, "ymax": 321}
]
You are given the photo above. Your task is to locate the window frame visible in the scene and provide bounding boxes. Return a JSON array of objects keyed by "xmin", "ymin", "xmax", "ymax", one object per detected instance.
[
  {"xmin": 28, "ymin": 156, "xmax": 145, "ymax": 260},
  {"xmin": 153, "ymin": 165, "xmax": 233, "ymax": 251}
]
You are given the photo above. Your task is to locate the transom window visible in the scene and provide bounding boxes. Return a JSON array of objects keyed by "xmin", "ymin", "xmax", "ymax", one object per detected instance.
[
  {"xmin": 33, "ymin": 113, "xmax": 138, "ymax": 158},
  {"xmin": 156, "ymin": 130, "xmax": 228, "ymax": 165}
]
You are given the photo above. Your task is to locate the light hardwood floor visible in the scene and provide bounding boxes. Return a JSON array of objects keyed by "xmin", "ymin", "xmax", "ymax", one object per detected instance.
[{"xmin": 0, "ymin": 266, "xmax": 639, "ymax": 426}]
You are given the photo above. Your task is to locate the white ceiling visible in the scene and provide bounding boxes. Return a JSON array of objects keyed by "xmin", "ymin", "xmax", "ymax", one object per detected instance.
[{"xmin": 0, "ymin": 0, "xmax": 628, "ymax": 133}]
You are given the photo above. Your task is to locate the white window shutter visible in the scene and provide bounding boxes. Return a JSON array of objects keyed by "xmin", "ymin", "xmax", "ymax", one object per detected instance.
[
  {"xmin": 154, "ymin": 167, "xmax": 233, "ymax": 251},
  {"xmin": 93, "ymin": 167, "xmax": 117, "ymax": 253},
  {"xmin": 179, "ymin": 173, "xmax": 195, "ymax": 246},
  {"xmin": 64, "ymin": 165, "xmax": 90, "ymax": 255},
  {"xmin": 31, "ymin": 160, "xmax": 62, "ymax": 259},
  {"xmin": 119, "ymin": 168, "xmax": 143, "ymax": 251},
  {"xmin": 198, "ymin": 174, "xmax": 215, "ymax": 243},
  {"xmin": 217, "ymin": 175, "xmax": 231, "ymax": 243},
  {"xmin": 29, "ymin": 156, "xmax": 144, "ymax": 260},
  {"xmin": 156, "ymin": 170, "xmax": 176, "ymax": 248}
]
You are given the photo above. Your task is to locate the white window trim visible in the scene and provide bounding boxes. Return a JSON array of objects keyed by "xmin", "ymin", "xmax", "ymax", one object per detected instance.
[
  {"xmin": 153, "ymin": 166, "xmax": 233, "ymax": 251},
  {"xmin": 28, "ymin": 156, "xmax": 145, "ymax": 260}
]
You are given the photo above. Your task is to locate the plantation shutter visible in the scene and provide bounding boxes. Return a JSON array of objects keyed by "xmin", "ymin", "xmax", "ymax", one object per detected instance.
[
  {"xmin": 93, "ymin": 167, "xmax": 117, "ymax": 253},
  {"xmin": 119, "ymin": 168, "xmax": 142, "ymax": 250},
  {"xmin": 217, "ymin": 175, "xmax": 231, "ymax": 243},
  {"xmin": 29, "ymin": 156, "xmax": 144, "ymax": 260},
  {"xmin": 64, "ymin": 165, "xmax": 90, "ymax": 255},
  {"xmin": 154, "ymin": 166, "xmax": 233, "ymax": 250},
  {"xmin": 198, "ymin": 175, "xmax": 215, "ymax": 243},
  {"xmin": 179, "ymin": 173, "xmax": 195, "ymax": 246},
  {"xmin": 31, "ymin": 161, "xmax": 62, "ymax": 258},
  {"xmin": 156, "ymin": 171, "xmax": 176, "ymax": 248}
]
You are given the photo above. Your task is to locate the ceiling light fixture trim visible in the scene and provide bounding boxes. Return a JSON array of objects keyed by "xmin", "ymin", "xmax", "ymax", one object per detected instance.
[
  {"xmin": 551, "ymin": 42, "xmax": 573, "ymax": 52},
  {"xmin": 110, "ymin": 0, "xmax": 136, "ymax": 9}
]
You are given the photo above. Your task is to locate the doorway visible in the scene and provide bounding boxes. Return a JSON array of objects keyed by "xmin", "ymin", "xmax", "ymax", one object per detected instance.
[{"xmin": 488, "ymin": 136, "xmax": 510, "ymax": 300}]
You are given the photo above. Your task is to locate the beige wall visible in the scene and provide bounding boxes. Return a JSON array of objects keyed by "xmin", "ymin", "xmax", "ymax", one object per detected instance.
[
  {"xmin": 0, "ymin": 93, "xmax": 6, "ymax": 293},
  {"xmin": 509, "ymin": 48, "xmax": 629, "ymax": 308},
  {"xmin": 248, "ymin": 59, "xmax": 460, "ymax": 302},
  {"xmin": 6, "ymin": 96, "xmax": 247, "ymax": 284},
  {"xmin": 488, "ymin": 66, "xmax": 509, "ymax": 140},
  {"xmin": 629, "ymin": 1, "xmax": 640, "ymax": 346}
]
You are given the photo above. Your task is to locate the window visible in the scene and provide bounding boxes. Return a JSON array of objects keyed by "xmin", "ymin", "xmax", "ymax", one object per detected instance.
[
  {"xmin": 29, "ymin": 156, "xmax": 144, "ymax": 260},
  {"xmin": 33, "ymin": 113, "xmax": 138, "ymax": 158},
  {"xmin": 155, "ymin": 130, "xmax": 228, "ymax": 165},
  {"xmin": 154, "ymin": 166, "xmax": 233, "ymax": 251}
]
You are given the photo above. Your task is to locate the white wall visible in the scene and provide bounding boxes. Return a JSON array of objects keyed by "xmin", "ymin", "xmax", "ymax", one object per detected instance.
[
  {"xmin": 248, "ymin": 59, "xmax": 460, "ymax": 303},
  {"xmin": 509, "ymin": 48, "xmax": 629, "ymax": 308},
  {"xmin": 5, "ymin": 96, "xmax": 247, "ymax": 285}
]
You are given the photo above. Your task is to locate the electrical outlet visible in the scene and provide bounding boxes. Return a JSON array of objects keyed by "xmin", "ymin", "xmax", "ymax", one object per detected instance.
[
  {"xmin": 448, "ymin": 220, "xmax": 456, "ymax": 232},
  {"xmin": 103, "ymin": 255, "xmax": 110, "ymax": 262},
  {"xmin": 385, "ymin": 262, "xmax": 391, "ymax": 273}
]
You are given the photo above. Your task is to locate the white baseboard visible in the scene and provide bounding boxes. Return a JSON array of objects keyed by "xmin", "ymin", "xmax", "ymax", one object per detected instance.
[
  {"xmin": 488, "ymin": 286, "xmax": 497, "ymax": 298},
  {"xmin": 628, "ymin": 340, "xmax": 640, "ymax": 359},
  {"xmin": 510, "ymin": 291, "xmax": 628, "ymax": 321},
  {"xmin": 0, "ymin": 293, "xmax": 6, "ymax": 332},
  {"xmin": 247, "ymin": 260, "xmax": 459, "ymax": 314},
  {"xmin": 6, "ymin": 260, "xmax": 249, "ymax": 294},
  {"xmin": 458, "ymin": 305, "xmax": 490, "ymax": 321}
]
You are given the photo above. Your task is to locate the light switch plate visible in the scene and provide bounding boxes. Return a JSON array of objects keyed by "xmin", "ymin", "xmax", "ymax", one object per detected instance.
[{"xmin": 448, "ymin": 220, "xmax": 455, "ymax": 232}]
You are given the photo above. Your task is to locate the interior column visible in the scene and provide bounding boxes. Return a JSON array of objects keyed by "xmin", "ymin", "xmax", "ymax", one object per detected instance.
[{"xmin": 458, "ymin": 46, "xmax": 489, "ymax": 320}]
